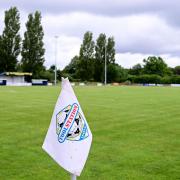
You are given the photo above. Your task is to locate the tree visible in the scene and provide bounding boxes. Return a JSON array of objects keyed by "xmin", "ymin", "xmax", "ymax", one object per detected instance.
[
  {"xmin": 143, "ymin": 56, "xmax": 170, "ymax": 76},
  {"xmin": 129, "ymin": 63, "xmax": 142, "ymax": 75},
  {"xmin": 107, "ymin": 64, "xmax": 128, "ymax": 83},
  {"xmin": 61, "ymin": 32, "xmax": 117, "ymax": 82},
  {"xmin": 21, "ymin": 11, "xmax": 45, "ymax": 78},
  {"xmin": 56, "ymin": 69, "xmax": 62, "ymax": 81},
  {"xmin": 106, "ymin": 37, "xmax": 115, "ymax": 64},
  {"xmin": 107, "ymin": 64, "xmax": 118, "ymax": 82},
  {"xmin": 46, "ymin": 65, "xmax": 62, "ymax": 81},
  {"xmin": 174, "ymin": 66, "xmax": 180, "ymax": 75},
  {"xmin": 63, "ymin": 56, "xmax": 79, "ymax": 75},
  {"xmin": 94, "ymin": 33, "xmax": 106, "ymax": 82},
  {"xmin": 0, "ymin": 7, "xmax": 21, "ymax": 72},
  {"xmin": 0, "ymin": 36, "xmax": 7, "ymax": 73},
  {"xmin": 116, "ymin": 65, "xmax": 128, "ymax": 82},
  {"xmin": 78, "ymin": 31, "xmax": 95, "ymax": 80},
  {"xmin": 49, "ymin": 65, "xmax": 56, "ymax": 73}
]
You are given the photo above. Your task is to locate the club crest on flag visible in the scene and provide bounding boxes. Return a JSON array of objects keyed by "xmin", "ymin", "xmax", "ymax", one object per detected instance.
[{"xmin": 56, "ymin": 103, "xmax": 89, "ymax": 143}]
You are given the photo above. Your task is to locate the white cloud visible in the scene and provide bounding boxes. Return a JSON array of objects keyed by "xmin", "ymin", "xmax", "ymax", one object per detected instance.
[
  {"xmin": 116, "ymin": 52, "xmax": 148, "ymax": 68},
  {"xmin": 44, "ymin": 35, "xmax": 81, "ymax": 69},
  {"xmin": 41, "ymin": 12, "xmax": 180, "ymax": 68},
  {"xmin": 116, "ymin": 52, "xmax": 180, "ymax": 68},
  {"xmin": 42, "ymin": 12, "xmax": 180, "ymax": 54},
  {"xmin": 161, "ymin": 54, "xmax": 180, "ymax": 68}
]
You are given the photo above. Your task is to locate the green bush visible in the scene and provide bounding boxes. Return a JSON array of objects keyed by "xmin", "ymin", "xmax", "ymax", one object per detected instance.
[
  {"xmin": 39, "ymin": 70, "xmax": 54, "ymax": 82},
  {"xmin": 128, "ymin": 74, "xmax": 161, "ymax": 84},
  {"xmin": 171, "ymin": 76, "xmax": 180, "ymax": 84},
  {"xmin": 161, "ymin": 76, "xmax": 171, "ymax": 84}
]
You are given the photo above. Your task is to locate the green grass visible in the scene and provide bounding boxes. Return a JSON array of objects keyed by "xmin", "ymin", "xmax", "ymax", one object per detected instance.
[{"xmin": 0, "ymin": 86, "xmax": 180, "ymax": 180}]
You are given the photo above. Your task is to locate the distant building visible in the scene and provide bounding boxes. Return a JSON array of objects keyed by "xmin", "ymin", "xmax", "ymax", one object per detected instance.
[
  {"xmin": 0, "ymin": 72, "xmax": 32, "ymax": 85},
  {"xmin": 32, "ymin": 79, "xmax": 48, "ymax": 86}
]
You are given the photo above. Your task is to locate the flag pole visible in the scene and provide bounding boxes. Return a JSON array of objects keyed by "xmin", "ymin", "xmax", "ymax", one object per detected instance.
[{"xmin": 71, "ymin": 174, "xmax": 77, "ymax": 180}]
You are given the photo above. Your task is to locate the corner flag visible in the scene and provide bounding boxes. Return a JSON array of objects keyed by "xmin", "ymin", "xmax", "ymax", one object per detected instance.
[{"xmin": 42, "ymin": 77, "xmax": 92, "ymax": 177}]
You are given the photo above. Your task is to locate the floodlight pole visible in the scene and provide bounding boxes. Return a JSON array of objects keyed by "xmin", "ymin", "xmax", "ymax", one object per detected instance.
[
  {"xmin": 54, "ymin": 35, "xmax": 58, "ymax": 86},
  {"xmin": 104, "ymin": 44, "xmax": 107, "ymax": 85}
]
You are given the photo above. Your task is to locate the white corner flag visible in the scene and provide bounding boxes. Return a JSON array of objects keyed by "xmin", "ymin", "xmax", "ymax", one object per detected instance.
[{"xmin": 42, "ymin": 77, "xmax": 92, "ymax": 177}]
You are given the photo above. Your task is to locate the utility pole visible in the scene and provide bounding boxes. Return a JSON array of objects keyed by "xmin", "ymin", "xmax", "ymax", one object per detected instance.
[
  {"xmin": 54, "ymin": 36, "xmax": 58, "ymax": 86},
  {"xmin": 104, "ymin": 44, "xmax": 107, "ymax": 85}
]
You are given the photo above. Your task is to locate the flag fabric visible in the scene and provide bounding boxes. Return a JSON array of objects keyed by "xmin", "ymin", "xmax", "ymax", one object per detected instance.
[{"xmin": 42, "ymin": 77, "xmax": 92, "ymax": 176}]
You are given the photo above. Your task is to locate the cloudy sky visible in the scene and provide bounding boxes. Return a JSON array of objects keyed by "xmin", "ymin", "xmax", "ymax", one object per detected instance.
[{"xmin": 0, "ymin": 0, "xmax": 180, "ymax": 69}]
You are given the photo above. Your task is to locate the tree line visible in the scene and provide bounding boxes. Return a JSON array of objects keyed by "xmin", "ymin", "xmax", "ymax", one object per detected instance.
[
  {"xmin": 0, "ymin": 7, "xmax": 180, "ymax": 84},
  {"xmin": 128, "ymin": 57, "xmax": 180, "ymax": 84},
  {"xmin": 63, "ymin": 33, "xmax": 180, "ymax": 84}
]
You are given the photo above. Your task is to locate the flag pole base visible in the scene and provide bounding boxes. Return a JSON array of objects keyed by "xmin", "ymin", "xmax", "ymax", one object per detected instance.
[{"xmin": 71, "ymin": 174, "xmax": 77, "ymax": 180}]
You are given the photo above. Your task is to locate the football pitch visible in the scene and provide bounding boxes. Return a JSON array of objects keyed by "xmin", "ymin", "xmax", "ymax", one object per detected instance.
[{"xmin": 0, "ymin": 86, "xmax": 180, "ymax": 180}]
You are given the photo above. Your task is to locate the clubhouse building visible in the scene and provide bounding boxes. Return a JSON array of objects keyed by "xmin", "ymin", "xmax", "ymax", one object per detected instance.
[{"xmin": 0, "ymin": 72, "xmax": 32, "ymax": 85}]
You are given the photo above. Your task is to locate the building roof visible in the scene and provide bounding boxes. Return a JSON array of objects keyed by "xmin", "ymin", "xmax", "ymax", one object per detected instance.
[{"xmin": 0, "ymin": 72, "xmax": 32, "ymax": 76}]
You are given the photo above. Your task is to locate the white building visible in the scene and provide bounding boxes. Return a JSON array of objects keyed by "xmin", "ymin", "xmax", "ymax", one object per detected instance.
[{"xmin": 0, "ymin": 72, "xmax": 32, "ymax": 86}]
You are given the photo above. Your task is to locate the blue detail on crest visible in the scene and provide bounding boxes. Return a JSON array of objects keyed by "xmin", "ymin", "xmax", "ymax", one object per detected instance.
[{"xmin": 80, "ymin": 123, "xmax": 88, "ymax": 140}]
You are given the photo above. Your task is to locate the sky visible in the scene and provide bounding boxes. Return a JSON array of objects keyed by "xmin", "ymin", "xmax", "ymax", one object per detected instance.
[{"xmin": 0, "ymin": 0, "xmax": 180, "ymax": 69}]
